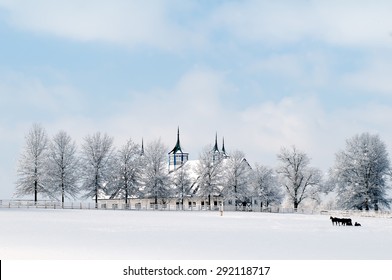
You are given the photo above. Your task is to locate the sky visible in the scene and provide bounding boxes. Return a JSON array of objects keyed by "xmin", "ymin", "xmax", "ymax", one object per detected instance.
[{"xmin": 1, "ymin": 0, "xmax": 392, "ymax": 199}]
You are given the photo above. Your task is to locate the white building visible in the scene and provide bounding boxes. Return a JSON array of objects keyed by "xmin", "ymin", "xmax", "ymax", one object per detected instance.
[{"xmin": 98, "ymin": 129, "xmax": 251, "ymax": 211}]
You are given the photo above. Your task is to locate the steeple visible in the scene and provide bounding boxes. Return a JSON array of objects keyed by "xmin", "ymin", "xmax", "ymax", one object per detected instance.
[
  {"xmin": 213, "ymin": 132, "xmax": 219, "ymax": 153},
  {"xmin": 221, "ymin": 137, "xmax": 227, "ymax": 157},
  {"xmin": 169, "ymin": 127, "xmax": 183, "ymax": 154},
  {"xmin": 168, "ymin": 127, "xmax": 189, "ymax": 172},
  {"xmin": 140, "ymin": 138, "xmax": 144, "ymax": 156}
]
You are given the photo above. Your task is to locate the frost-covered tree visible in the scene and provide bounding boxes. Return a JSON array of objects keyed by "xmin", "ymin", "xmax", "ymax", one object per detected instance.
[
  {"xmin": 171, "ymin": 163, "xmax": 192, "ymax": 208},
  {"xmin": 80, "ymin": 132, "xmax": 115, "ymax": 206},
  {"xmin": 276, "ymin": 146, "xmax": 322, "ymax": 211},
  {"xmin": 195, "ymin": 145, "xmax": 224, "ymax": 209},
  {"xmin": 222, "ymin": 150, "xmax": 251, "ymax": 204},
  {"xmin": 142, "ymin": 139, "xmax": 171, "ymax": 205},
  {"xmin": 252, "ymin": 164, "xmax": 283, "ymax": 208},
  {"xmin": 15, "ymin": 123, "xmax": 49, "ymax": 203},
  {"xmin": 46, "ymin": 131, "xmax": 80, "ymax": 207},
  {"xmin": 330, "ymin": 132, "xmax": 391, "ymax": 210},
  {"xmin": 109, "ymin": 139, "xmax": 143, "ymax": 205}
]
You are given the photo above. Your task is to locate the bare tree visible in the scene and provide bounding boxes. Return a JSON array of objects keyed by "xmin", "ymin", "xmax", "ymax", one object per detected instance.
[
  {"xmin": 109, "ymin": 138, "xmax": 143, "ymax": 205},
  {"xmin": 142, "ymin": 139, "xmax": 171, "ymax": 206},
  {"xmin": 222, "ymin": 150, "xmax": 252, "ymax": 205},
  {"xmin": 80, "ymin": 132, "xmax": 114, "ymax": 206},
  {"xmin": 276, "ymin": 146, "xmax": 322, "ymax": 211},
  {"xmin": 46, "ymin": 131, "xmax": 80, "ymax": 207},
  {"xmin": 195, "ymin": 145, "xmax": 224, "ymax": 209},
  {"xmin": 15, "ymin": 123, "xmax": 49, "ymax": 203},
  {"xmin": 330, "ymin": 132, "xmax": 391, "ymax": 210},
  {"xmin": 171, "ymin": 163, "xmax": 192, "ymax": 209},
  {"xmin": 252, "ymin": 163, "xmax": 283, "ymax": 208}
]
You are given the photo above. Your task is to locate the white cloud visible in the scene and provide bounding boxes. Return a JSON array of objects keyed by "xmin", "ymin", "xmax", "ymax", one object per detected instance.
[
  {"xmin": 0, "ymin": 71, "xmax": 84, "ymax": 115},
  {"xmin": 315, "ymin": 1, "xmax": 392, "ymax": 48},
  {"xmin": 3, "ymin": 1, "xmax": 392, "ymax": 51},
  {"xmin": 249, "ymin": 51, "xmax": 332, "ymax": 88},
  {"xmin": 3, "ymin": 66, "xmax": 392, "ymax": 199},
  {"xmin": 100, "ymin": 68, "xmax": 231, "ymax": 153},
  {"xmin": 0, "ymin": 0, "xmax": 205, "ymax": 51},
  {"xmin": 212, "ymin": 0, "xmax": 392, "ymax": 48},
  {"xmin": 342, "ymin": 57, "xmax": 392, "ymax": 94}
]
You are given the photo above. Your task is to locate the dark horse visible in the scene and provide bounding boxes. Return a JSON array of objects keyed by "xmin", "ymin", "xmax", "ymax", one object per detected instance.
[
  {"xmin": 330, "ymin": 216, "xmax": 339, "ymax": 225},
  {"xmin": 340, "ymin": 218, "xmax": 352, "ymax": 226},
  {"xmin": 330, "ymin": 216, "xmax": 352, "ymax": 226}
]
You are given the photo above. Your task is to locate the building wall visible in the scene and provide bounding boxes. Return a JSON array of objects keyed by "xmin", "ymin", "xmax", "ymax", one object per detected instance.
[{"xmin": 98, "ymin": 196, "xmax": 224, "ymax": 211}]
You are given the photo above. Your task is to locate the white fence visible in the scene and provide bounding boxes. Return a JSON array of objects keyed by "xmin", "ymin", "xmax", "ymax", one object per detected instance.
[
  {"xmin": 0, "ymin": 199, "xmax": 300, "ymax": 213},
  {"xmin": 320, "ymin": 209, "xmax": 392, "ymax": 219},
  {"xmin": 1, "ymin": 199, "xmax": 391, "ymax": 217},
  {"xmin": 0, "ymin": 200, "xmax": 98, "ymax": 210}
]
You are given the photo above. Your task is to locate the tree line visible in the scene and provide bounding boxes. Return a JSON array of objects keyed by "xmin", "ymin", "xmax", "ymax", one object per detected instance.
[{"xmin": 15, "ymin": 124, "xmax": 391, "ymax": 211}]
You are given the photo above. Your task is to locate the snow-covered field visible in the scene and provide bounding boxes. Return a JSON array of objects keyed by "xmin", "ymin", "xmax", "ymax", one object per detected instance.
[{"xmin": 1, "ymin": 208, "xmax": 391, "ymax": 260}]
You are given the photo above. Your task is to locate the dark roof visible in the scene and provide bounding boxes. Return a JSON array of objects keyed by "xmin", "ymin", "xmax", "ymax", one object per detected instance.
[
  {"xmin": 222, "ymin": 137, "xmax": 226, "ymax": 155},
  {"xmin": 169, "ymin": 127, "xmax": 184, "ymax": 154},
  {"xmin": 213, "ymin": 133, "xmax": 219, "ymax": 153}
]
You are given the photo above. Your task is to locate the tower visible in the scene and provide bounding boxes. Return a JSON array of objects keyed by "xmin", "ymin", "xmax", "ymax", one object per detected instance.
[
  {"xmin": 221, "ymin": 137, "xmax": 228, "ymax": 158},
  {"xmin": 168, "ymin": 127, "xmax": 189, "ymax": 172},
  {"xmin": 212, "ymin": 132, "xmax": 220, "ymax": 162},
  {"xmin": 140, "ymin": 138, "xmax": 144, "ymax": 156},
  {"xmin": 212, "ymin": 133, "xmax": 228, "ymax": 161}
]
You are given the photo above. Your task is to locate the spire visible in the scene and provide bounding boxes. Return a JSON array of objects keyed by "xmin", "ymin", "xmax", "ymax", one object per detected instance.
[
  {"xmin": 140, "ymin": 138, "xmax": 144, "ymax": 156},
  {"xmin": 222, "ymin": 137, "xmax": 226, "ymax": 154},
  {"xmin": 169, "ymin": 127, "xmax": 183, "ymax": 154},
  {"xmin": 213, "ymin": 132, "xmax": 219, "ymax": 153},
  {"xmin": 168, "ymin": 127, "xmax": 189, "ymax": 172}
]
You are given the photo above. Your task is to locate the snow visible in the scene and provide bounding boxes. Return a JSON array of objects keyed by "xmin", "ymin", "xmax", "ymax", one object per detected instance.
[{"xmin": 1, "ymin": 208, "xmax": 392, "ymax": 260}]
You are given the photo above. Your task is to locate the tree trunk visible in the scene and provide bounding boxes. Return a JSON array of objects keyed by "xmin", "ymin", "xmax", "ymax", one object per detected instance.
[
  {"xmin": 95, "ymin": 173, "xmax": 98, "ymax": 208},
  {"xmin": 294, "ymin": 200, "xmax": 299, "ymax": 212},
  {"xmin": 125, "ymin": 184, "xmax": 128, "ymax": 206},
  {"xmin": 61, "ymin": 181, "xmax": 65, "ymax": 209},
  {"xmin": 34, "ymin": 165, "xmax": 38, "ymax": 205},
  {"xmin": 34, "ymin": 179, "xmax": 38, "ymax": 205}
]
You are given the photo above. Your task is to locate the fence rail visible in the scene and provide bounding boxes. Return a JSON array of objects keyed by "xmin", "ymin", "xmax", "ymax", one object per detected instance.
[
  {"xmin": 1, "ymin": 200, "xmax": 391, "ymax": 217},
  {"xmin": 320, "ymin": 209, "xmax": 392, "ymax": 218},
  {"xmin": 0, "ymin": 200, "xmax": 302, "ymax": 213}
]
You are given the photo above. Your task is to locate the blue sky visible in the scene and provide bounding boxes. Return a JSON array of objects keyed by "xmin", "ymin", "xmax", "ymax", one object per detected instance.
[{"xmin": 1, "ymin": 0, "xmax": 392, "ymax": 199}]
